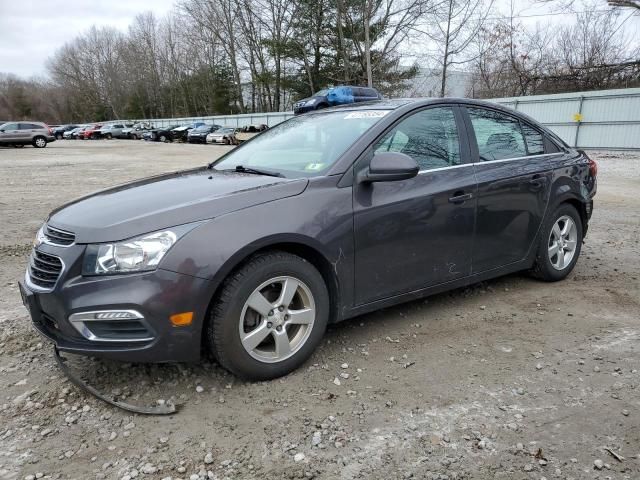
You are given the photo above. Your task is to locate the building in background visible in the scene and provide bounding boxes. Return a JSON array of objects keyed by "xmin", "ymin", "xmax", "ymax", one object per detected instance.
[{"xmin": 400, "ymin": 68, "xmax": 474, "ymax": 98}]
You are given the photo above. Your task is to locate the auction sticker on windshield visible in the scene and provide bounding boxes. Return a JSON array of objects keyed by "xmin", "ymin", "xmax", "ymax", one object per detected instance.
[{"xmin": 344, "ymin": 111, "xmax": 389, "ymax": 119}]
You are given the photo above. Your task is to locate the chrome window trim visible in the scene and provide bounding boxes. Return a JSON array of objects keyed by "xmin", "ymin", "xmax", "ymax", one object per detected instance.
[
  {"xmin": 24, "ymin": 251, "xmax": 66, "ymax": 293},
  {"xmin": 473, "ymin": 153, "xmax": 560, "ymax": 165},
  {"xmin": 418, "ymin": 163, "xmax": 471, "ymax": 174},
  {"xmin": 68, "ymin": 310, "xmax": 155, "ymax": 343},
  {"xmin": 416, "ymin": 152, "xmax": 561, "ymax": 174}
]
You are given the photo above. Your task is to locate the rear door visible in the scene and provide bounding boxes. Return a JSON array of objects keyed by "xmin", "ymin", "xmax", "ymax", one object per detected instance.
[
  {"xmin": 462, "ymin": 106, "xmax": 553, "ymax": 273},
  {"xmin": 353, "ymin": 105, "xmax": 477, "ymax": 305},
  {"xmin": 18, "ymin": 123, "xmax": 39, "ymax": 141}
]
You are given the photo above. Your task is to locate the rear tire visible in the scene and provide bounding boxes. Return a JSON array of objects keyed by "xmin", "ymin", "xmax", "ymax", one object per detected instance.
[
  {"xmin": 159, "ymin": 134, "xmax": 167, "ymax": 143},
  {"xmin": 207, "ymin": 251, "xmax": 329, "ymax": 380},
  {"xmin": 105, "ymin": 133, "xmax": 112, "ymax": 139},
  {"xmin": 531, "ymin": 203, "xmax": 583, "ymax": 282},
  {"xmin": 33, "ymin": 136, "xmax": 47, "ymax": 148},
  {"xmin": 55, "ymin": 133, "xmax": 63, "ymax": 140}
]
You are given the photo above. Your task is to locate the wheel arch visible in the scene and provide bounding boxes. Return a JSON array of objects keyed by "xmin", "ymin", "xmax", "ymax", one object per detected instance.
[
  {"xmin": 549, "ymin": 189, "xmax": 589, "ymax": 238},
  {"xmin": 201, "ymin": 236, "xmax": 342, "ymax": 351}
]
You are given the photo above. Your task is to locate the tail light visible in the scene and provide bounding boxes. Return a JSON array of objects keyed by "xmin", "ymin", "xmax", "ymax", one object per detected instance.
[
  {"xmin": 579, "ymin": 150, "xmax": 598, "ymax": 177},
  {"xmin": 588, "ymin": 156, "xmax": 598, "ymax": 177}
]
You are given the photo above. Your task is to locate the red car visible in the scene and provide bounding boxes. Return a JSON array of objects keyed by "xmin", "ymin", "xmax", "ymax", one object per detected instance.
[{"xmin": 80, "ymin": 124, "xmax": 103, "ymax": 140}]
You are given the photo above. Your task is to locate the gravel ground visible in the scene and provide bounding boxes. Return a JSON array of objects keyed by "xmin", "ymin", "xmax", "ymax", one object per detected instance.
[{"xmin": 0, "ymin": 141, "xmax": 638, "ymax": 480}]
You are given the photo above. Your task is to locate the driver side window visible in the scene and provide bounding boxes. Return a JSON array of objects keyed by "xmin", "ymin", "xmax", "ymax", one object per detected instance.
[{"xmin": 374, "ymin": 107, "xmax": 461, "ymax": 171}]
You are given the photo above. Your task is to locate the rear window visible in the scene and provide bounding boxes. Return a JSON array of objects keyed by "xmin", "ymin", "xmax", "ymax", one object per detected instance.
[
  {"xmin": 467, "ymin": 107, "xmax": 527, "ymax": 161},
  {"xmin": 521, "ymin": 123, "xmax": 544, "ymax": 155}
]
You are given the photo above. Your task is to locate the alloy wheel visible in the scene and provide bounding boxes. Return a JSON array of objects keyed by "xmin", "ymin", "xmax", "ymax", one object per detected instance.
[
  {"xmin": 548, "ymin": 215, "xmax": 578, "ymax": 270},
  {"xmin": 238, "ymin": 276, "xmax": 316, "ymax": 363}
]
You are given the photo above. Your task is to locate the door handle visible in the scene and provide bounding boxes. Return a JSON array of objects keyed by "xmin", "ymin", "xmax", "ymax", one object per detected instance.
[{"xmin": 448, "ymin": 191, "xmax": 473, "ymax": 204}]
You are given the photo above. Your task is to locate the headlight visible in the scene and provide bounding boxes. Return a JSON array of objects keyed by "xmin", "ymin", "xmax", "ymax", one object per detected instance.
[{"xmin": 82, "ymin": 224, "xmax": 198, "ymax": 275}]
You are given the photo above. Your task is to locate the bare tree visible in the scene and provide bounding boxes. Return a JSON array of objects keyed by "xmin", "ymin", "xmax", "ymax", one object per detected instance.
[{"xmin": 421, "ymin": 0, "xmax": 494, "ymax": 97}]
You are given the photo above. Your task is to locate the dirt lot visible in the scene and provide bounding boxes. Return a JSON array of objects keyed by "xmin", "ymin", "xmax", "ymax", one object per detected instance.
[{"xmin": 0, "ymin": 141, "xmax": 638, "ymax": 480}]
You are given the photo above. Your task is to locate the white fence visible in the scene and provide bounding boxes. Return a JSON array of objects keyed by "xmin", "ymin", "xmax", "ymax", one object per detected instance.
[
  {"xmin": 492, "ymin": 88, "xmax": 640, "ymax": 151},
  {"xmin": 144, "ymin": 87, "xmax": 640, "ymax": 150}
]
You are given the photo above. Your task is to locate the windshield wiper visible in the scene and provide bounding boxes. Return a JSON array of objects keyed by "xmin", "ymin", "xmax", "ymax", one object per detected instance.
[{"xmin": 232, "ymin": 165, "xmax": 284, "ymax": 178}]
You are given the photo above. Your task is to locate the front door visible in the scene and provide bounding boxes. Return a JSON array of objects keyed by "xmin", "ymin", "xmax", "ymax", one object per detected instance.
[
  {"xmin": 463, "ymin": 106, "xmax": 553, "ymax": 273},
  {"xmin": 353, "ymin": 105, "xmax": 477, "ymax": 305},
  {"xmin": 0, "ymin": 123, "xmax": 21, "ymax": 142}
]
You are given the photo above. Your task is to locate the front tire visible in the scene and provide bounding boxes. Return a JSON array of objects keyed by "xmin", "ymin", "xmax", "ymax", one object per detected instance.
[
  {"xmin": 531, "ymin": 203, "xmax": 583, "ymax": 282},
  {"xmin": 208, "ymin": 251, "xmax": 329, "ymax": 380}
]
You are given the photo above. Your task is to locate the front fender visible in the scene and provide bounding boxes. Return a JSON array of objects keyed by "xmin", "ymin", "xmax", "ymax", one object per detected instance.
[{"xmin": 160, "ymin": 177, "xmax": 355, "ymax": 314}]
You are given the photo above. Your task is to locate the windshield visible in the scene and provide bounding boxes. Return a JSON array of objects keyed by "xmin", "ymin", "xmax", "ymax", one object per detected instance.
[
  {"xmin": 194, "ymin": 125, "xmax": 211, "ymax": 132},
  {"xmin": 212, "ymin": 109, "xmax": 389, "ymax": 177},
  {"xmin": 313, "ymin": 89, "xmax": 329, "ymax": 97}
]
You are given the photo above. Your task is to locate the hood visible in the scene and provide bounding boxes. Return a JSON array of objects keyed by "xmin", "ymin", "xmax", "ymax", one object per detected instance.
[{"xmin": 47, "ymin": 167, "xmax": 309, "ymax": 243}]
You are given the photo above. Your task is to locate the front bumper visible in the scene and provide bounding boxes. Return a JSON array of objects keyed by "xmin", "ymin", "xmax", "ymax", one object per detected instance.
[{"xmin": 19, "ymin": 244, "xmax": 213, "ymax": 362}]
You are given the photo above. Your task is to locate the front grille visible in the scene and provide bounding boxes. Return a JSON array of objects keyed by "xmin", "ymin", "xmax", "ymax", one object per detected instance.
[
  {"xmin": 44, "ymin": 225, "xmax": 75, "ymax": 246},
  {"xmin": 28, "ymin": 250, "xmax": 63, "ymax": 289}
]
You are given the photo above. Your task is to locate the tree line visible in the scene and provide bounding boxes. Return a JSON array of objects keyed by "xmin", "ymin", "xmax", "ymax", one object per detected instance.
[{"xmin": 0, "ymin": 0, "xmax": 638, "ymax": 124}]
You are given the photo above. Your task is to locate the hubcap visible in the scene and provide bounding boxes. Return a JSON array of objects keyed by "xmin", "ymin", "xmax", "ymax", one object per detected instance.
[
  {"xmin": 239, "ymin": 276, "xmax": 315, "ymax": 363},
  {"xmin": 35, "ymin": 138, "xmax": 46, "ymax": 147},
  {"xmin": 548, "ymin": 215, "xmax": 577, "ymax": 270}
]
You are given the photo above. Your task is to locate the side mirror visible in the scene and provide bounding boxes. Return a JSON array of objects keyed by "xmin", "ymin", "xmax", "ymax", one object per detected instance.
[{"xmin": 358, "ymin": 152, "xmax": 419, "ymax": 183}]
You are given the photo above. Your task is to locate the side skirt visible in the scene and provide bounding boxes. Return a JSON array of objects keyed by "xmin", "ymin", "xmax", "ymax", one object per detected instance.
[{"xmin": 340, "ymin": 257, "xmax": 533, "ymax": 321}]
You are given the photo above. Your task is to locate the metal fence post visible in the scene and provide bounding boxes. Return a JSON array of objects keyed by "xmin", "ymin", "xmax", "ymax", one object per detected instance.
[{"xmin": 573, "ymin": 96, "xmax": 585, "ymax": 148}]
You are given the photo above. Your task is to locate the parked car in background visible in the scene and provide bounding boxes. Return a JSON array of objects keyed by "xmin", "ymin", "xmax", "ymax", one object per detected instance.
[
  {"xmin": 80, "ymin": 124, "xmax": 103, "ymax": 140},
  {"xmin": 171, "ymin": 123, "xmax": 205, "ymax": 143},
  {"xmin": 64, "ymin": 126, "xmax": 86, "ymax": 139},
  {"xmin": 293, "ymin": 85, "xmax": 382, "ymax": 114},
  {"xmin": 235, "ymin": 124, "xmax": 268, "ymax": 143},
  {"xmin": 18, "ymin": 98, "xmax": 598, "ymax": 381},
  {"xmin": 187, "ymin": 124, "xmax": 222, "ymax": 144},
  {"xmin": 52, "ymin": 124, "xmax": 79, "ymax": 140},
  {"xmin": 124, "ymin": 122, "xmax": 153, "ymax": 140},
  {"xmin": 0, "ymin": 121, "xmax": 55, "ymax": 148},
  {"xmin": 98, "ymin": 123, "xmax": 133, "ymax": 139},
  {"xmin": 144, "ymin": 125, "xmax": 180, "ymax": 142},
  {"xmin": 206, "ymin": 127, "xmax": 238, "ymax": 145}
]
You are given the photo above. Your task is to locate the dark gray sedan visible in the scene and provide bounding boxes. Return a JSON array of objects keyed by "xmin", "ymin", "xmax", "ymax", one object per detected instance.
[{"xmin": 19, "ymin": 99, "xmax": 597, "ymax": 380}]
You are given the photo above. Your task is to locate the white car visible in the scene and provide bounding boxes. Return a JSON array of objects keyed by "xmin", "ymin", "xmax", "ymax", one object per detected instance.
[{"xmin": 206, "ymin": 127, "xmax": 238, "ymax": 145}]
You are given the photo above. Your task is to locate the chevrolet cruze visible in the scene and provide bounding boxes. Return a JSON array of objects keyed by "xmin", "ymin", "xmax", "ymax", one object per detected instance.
[{"xmin": 19, "ymin": 99, "xmax": 597, "ymax": 380}]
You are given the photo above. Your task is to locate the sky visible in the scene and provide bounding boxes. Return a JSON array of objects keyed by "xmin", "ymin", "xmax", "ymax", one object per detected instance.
[
  {"xmin": 0, "ymin": 0, "xmax": 176, "ymax": 78},
  {"xmin": 0, "ymin": 0, "xmax": 638, "ymax": 78}
]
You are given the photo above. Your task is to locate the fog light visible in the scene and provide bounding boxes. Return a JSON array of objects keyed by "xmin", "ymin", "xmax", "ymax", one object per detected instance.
[
  {"xmin": 170, "ymin": 312, "xmax": 193, "ymax": 327},
  {"xmin": 68, "ymin": 310, "xmax": 153, "ymax": 342}
]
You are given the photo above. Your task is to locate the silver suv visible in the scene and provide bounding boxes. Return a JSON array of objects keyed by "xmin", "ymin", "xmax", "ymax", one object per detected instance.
[
  {"xmin": 98, "ymin": 123, "xmax": 133, "ymax": 139},
  {"xmin": 0, "ymin": 121, "xmax": 55, "ymax": 148}
]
